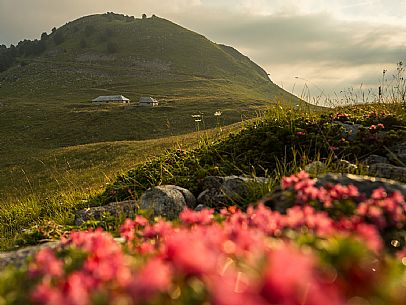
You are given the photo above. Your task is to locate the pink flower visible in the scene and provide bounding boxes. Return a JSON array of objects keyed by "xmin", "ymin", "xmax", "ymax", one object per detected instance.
[
  {"xmin": 260, "ymin": 244, "xmax": 344, "ymax": 305},
  {"xmin": 126, "ymin": 258, "xmax": 172, "ymax": 302},
  {"xmin": 29, "ymin": 248, "xmax": 63, "ymax": 279},
  {"xmin": 179, "ymin": 208, "xmax": 214, "ymax": 225},
  {"xmin": 164, "ymin": 229, "xmax": 219, "ymax": 276}
]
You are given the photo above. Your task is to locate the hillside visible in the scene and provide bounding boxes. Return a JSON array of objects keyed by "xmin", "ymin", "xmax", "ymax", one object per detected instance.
[
  {"xmin": 0, "ymin": 12, "xmax": 305, "ymax": 200},
  {"xmin": 0, "ymin": 12, "xmax": 294, "ymax": 101}
]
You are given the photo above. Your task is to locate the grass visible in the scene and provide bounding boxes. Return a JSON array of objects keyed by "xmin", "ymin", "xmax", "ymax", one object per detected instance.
[
  {"xmin": 0, "ymin": 122, "xmax": 244, "ymax": 249},
  {"xmin": 1, "ymin": 100, "xmax": 404, "ymax": 250}
]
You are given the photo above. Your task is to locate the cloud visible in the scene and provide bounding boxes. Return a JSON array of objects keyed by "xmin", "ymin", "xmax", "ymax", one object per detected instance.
[{"xmin": 174, "ymin": 9, "xmax": 406, "ymax": 95}]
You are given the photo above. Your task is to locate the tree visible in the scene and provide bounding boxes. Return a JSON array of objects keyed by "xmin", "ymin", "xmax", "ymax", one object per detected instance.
[
  {"xmin": 41, "ymin": 32, "xmax": 48, "ymax": 40},
  {"xmin": 0, "ymin": 51, "xmax": 15, "ymax": 72},
  {"xmin": 142, "ymin": 14, "xmax": 147, "ymax": 19}
]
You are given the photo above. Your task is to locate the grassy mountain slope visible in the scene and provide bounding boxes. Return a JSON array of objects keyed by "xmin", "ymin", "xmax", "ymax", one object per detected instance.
[
  {"xmin": 0, "ymin": 13, "xmax": 292, "ymax": 100},
  {"xmin": 0, "ymin": 12, "xmax": 304, "ymax": 200}
]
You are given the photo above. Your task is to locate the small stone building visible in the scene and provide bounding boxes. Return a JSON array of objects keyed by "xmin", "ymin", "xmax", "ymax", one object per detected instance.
[
  {"xmin": 139, "ymin": 96, "xmax": 159, "ymax": 106},
  {"xmin": 91, "ymin": 95, "xmax": 130, "ymax": 104}
]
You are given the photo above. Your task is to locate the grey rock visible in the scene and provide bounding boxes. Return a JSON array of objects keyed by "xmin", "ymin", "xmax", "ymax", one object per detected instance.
[
  {"xmin": 194, "ymin": 204, "xmax": 208, "ymax": 211},
  {"xmin": 387, "ymin": 142, "xmax": 406, "ymax": 165},
  {"xmin": 75, "ymin": 200, "xmax": 138, "ymax": 226},
  {"xmin": 200, "ymin": 176, "xmax": 226, "ymax": 190},
  {"xmin": 316, "ymin": 173, "xmax": 406, "ymax": 199},
  {"xmin": 304, "ymin": 161, "xmax": 328, "ymax": 175},
  {"xmin": 0, "ymin": 237, "xmax": 126, "ymax": 270},
  {"xmin": 363, "ymin": 154, "xmax": 390, "ymax": 165},
  {"xmin": 197, "ymin": 176, "xmax": 270, "ymax": 208},
  {"xmin": 334, "ymin": 121, "xmax": 362, "ymax": 141},
  {"xmin": 0, "ymin": 242, "xmax": 60, "ymax": 269},
  {"xmin": 368, "ymin": 163, "xmax": 406, "ymax": 182},
  {"xmin": 173, "ymin": 185, "xmax": 197, "ymax": 208},
  {"xmin": 140, "ymin": 185, "xmax": 196, "ymax": 219}
]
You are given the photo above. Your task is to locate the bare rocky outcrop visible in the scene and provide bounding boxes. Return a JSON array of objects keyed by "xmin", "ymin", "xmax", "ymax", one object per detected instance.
[
  {"xmin": 139, "ymin": 185, "xmax": 196, "ymax": 219},
  {"xmin": 368, "ymin": 163, "xmax": 406, "ymax": 182},
  {"xmin": 315, "ymin": 173, "xmax": 406, "ymax": 198},
  {"xmin": 387, "ymin": 142, "xmax": 406, "ymax": 165}
]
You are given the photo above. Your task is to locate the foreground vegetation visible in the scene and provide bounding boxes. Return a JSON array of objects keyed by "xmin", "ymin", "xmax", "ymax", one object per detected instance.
[{"xmin": 1, "ymin": 171, "xmax": 406, "ymax": 305}]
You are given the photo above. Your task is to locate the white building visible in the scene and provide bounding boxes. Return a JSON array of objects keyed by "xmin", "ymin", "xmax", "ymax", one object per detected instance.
[
  {"xmin": 139, "ymin": 96, "xmax": 159, "ymax": 106},
  {"xmin": 91, "ymin": 95, "xmax": 130, "ymax": 104}
]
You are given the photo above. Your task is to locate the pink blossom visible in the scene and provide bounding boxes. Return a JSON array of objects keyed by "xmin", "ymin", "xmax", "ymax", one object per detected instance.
[
  {"xmin": 29, "ymin": 248, "xmax": 63, "ymax": 279},
  {"xmin": 126, "ymin": 258, "xmax": 172, "ymax": 302},
  {"xmin": 179, "ymin": 208, "xmax": 214, "ymax": 225}
]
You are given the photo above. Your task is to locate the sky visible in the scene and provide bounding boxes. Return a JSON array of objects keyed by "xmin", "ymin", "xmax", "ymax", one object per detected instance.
[{"xmin": 0, "ymin": 0, "xmax": 405, "ymax": 100}]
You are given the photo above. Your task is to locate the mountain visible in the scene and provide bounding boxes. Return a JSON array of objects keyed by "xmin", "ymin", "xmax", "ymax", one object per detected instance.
[
  {"xmin": 0, "ymin": 12, "xmax": 296, "ymax": 103},
  {"xmin": 0, "ymin": 13, "xmax": 306, "ymax": 199}
]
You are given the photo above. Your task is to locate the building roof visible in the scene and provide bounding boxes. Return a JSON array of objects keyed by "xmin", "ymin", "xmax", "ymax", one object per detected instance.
[
  {"xmin": 92, "ymin": 95, "xmax": 130, "ymax": 102},
  {"xmin": 139, "ymin": 96, "xmax": 158, "ymax": 103}
]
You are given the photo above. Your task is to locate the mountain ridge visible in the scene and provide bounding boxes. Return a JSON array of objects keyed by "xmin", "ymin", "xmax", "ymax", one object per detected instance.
[{"xmin": 0, "ymin": 12, "xmax": 294, "ymax": 103}]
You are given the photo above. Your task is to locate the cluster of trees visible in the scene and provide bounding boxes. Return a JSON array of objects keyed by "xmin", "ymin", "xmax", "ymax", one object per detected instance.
[
  {"xmin": 103, "ymin": 12, "xmax": 135, "ymax": 22},
  {"xmin": 0, "ymin": 45, "xmax": 16, "ymax": 72},
  {"xmin": 0, "ymin": 37, "xmax": 48, "ymax": 72},
  {"xmin": 0, "ymin": 15, "xmax": 131, "ymax": 72},
  {"xmin": 0, "ymin": 26, "xmax": 68, "ymax": 72}
]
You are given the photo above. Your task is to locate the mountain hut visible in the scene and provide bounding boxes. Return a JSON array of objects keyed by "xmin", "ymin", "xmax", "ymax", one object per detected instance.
[
  {"xmin": 139, "ymin": 96, "xmax": 159, "ymax": 106},
  {"xmin": 91, "ymin": 95, "xmax": 130, "ymax": 104}
]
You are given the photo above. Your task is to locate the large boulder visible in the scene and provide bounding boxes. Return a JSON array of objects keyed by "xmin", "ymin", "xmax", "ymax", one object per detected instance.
[
  {"xmin": 139, "ymin": 185, "xmax": 196, "ymax": 219},
  {"xmin": 387, "ymin": 141, "xmax": 406, "ymax": 165},
  {"xmin": 362, "ymin": 154, "xmax": 390, "ymax": 165},
  {"xmin": 368, "ymin": 163, "xmax": 406, "ymax": 182},
  {"xmin": 0, "ymin": 242, "xmax": 60, "ymax": 269},
  {"xmin": 75, "ymin": 200, "xmax": 138, "ymax": 226},
  {"xmin": 197, "ymin": 176, "xmax": 270, "ymax": 208},
  {"xmin": 315, "ymin": 173, "xmax": 406, "ymax": 198}
]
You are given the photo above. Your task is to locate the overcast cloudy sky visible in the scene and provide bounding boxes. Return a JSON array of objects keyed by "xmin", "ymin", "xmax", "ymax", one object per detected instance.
[{"xmin": 1, "ymin": 0, "xmax": 405, "ymax": 99}]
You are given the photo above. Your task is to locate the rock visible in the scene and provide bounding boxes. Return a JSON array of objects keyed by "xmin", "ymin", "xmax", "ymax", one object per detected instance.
[
  {"xmin": 140, "ymin": 185, "xmax": 196, "ymax": 220},
  {"xmin": 197, "ymin": 176, "xmax": 270, "ymax": 208},
  {"xmin": 316, "ymin": 173, "xmax": 406, "ymax": 199},
  {"xmin": 304, "ymin": 161, "xmax": 328, "ymax": 175},
  {"xmin": 194, "ymin": 204, "xmax": 208, "ymax": 211},
  {"xmin": 387, "ymin": 142, "xmax": 406, "ymax": 165},
  {"xmin": 0, "ymin": 237, "xmax": 126, "ymax": 270},
  {"xmin": 363, "ymin": 154, "xmax": 390, "ymax": 165},
  {"xmin": 334, "ymin": 121, "xmax": 362, "ymax": 141},
  {"xmin": 368, "ymin": 163, "xmax": 406, "ymax": 182},
  {"xmin": 75, "ymin": 200, "xmax": 138, "ymax": 226},
  {"xmin": 0, "ymin": 242, "xmax": 60, "ymax": 269}
]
